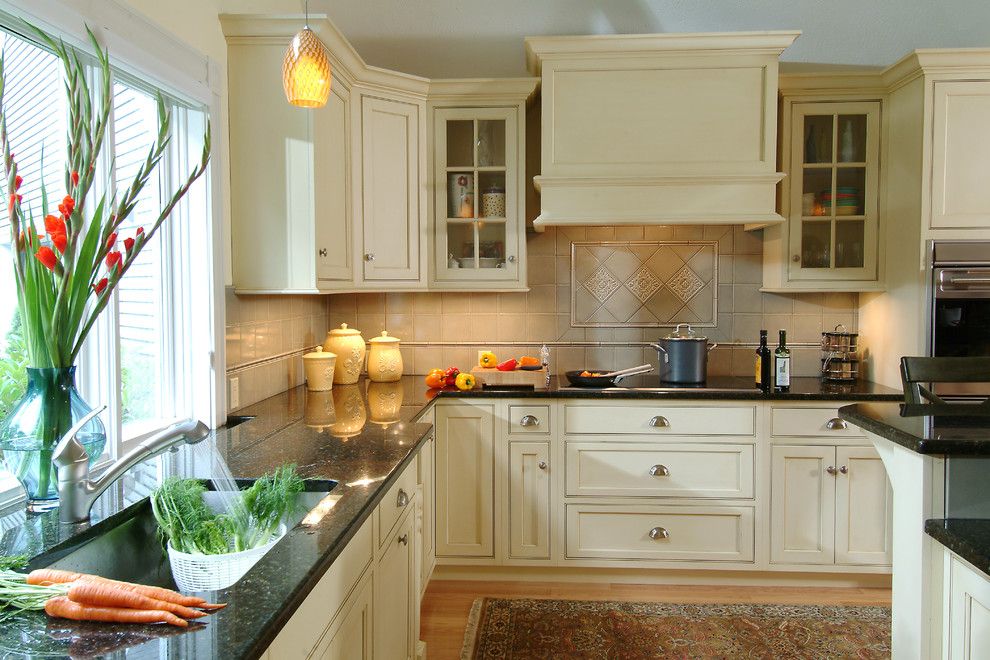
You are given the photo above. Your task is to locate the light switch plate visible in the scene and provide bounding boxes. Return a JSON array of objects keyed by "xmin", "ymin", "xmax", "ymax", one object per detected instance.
[{"xmin": 228, "ymin": 376, "xmax": 240, "ymax": 410}]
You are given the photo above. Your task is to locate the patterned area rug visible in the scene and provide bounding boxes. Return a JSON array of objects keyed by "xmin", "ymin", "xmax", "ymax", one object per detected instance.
[{"xmin": 461, "ymin": 598, "xmax": 891, "ymax": 659}]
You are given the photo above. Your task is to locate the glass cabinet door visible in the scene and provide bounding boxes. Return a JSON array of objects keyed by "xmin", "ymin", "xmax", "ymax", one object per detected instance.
[
  {"xmin": 788, "ymin": 101, "xmax": 880, "ymax": 283},
  {"xmin": 434, "ymin": 107, "xmax": 518, "ymax": 282}
]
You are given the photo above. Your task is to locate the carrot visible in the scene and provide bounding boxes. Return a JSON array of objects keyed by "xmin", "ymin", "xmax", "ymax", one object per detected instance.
[
  {"xmin": 44, "ymin": 596, "xmax": 189, "ymax": 627},
  {"xmin": 26, "ymin": 568, "xmax": 85, "ymax": 585},
  {"xmin": 27, "ymin": 570, "xmax": 224, "ymax": 609},
  {"xmin": 67, "ymin": 582, "xmax": 207, "ymax": 619}
]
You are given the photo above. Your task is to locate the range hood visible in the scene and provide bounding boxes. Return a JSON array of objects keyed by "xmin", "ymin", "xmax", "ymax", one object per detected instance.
[{"xmin": 525, "ymin": 31, "xmax": 800, "ymax": 230}]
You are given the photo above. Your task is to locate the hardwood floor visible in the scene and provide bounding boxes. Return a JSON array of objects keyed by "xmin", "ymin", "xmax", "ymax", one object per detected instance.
[{"xmin": 420, "ymin": 579, "xmax": 892, "ymax": 660}]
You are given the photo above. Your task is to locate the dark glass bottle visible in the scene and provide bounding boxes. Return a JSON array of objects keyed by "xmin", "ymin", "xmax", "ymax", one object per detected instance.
[
  {"xmin": 774, "ymin": 330, "xmax": 791, "ymax": 392},
  {"xmin": 755, "ymin": 330, "xmax": 772, "ymax": 392}
]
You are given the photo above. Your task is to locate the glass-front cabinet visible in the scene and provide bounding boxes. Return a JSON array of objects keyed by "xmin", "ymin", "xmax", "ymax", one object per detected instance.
[
  {"xmin": 787, "ymin": 100, "xmax": 881, "ymax": 285},
  {"xmin": 432, "ymin": 106, "xmax": 525, "ymax": 288}
]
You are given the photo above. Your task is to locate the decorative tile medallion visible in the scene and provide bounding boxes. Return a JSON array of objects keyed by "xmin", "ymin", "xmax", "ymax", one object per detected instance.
[{"xmin": 571, "ymin": 241, "xmax": 718, "ymax": 328}]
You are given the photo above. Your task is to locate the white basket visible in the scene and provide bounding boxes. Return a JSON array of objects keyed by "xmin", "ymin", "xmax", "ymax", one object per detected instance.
[{"xmin": 166, "ymin": 524, "xmax": 286, "ymax": 592}]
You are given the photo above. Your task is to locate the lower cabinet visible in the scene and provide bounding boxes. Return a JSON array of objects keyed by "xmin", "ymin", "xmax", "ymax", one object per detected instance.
[
  {"xmin": 508, "ymin": 442, "xmax": 551, "ymax": 559},
  {"xmin": 945, "ymin": 550, "xmax": 990, "ymax": 659},
  {"xmin": 770, "ymin": 444, "xmax": 891, "ymax": 566},
  {"xmin": 313, "ymin": 570, "xmax": 374, "ymax": 660},
  {"xmin": 375, "ymin": 509, "xmax": 418, "ymax": 660}
]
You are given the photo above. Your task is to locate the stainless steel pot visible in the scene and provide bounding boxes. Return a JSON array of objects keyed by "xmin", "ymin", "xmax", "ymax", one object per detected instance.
[{"xmin": 649, "ymin": 324, "xmax": 718, "ymax": 384}]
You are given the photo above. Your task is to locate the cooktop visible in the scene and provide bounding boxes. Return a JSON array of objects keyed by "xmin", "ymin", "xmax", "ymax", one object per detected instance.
[{"xmin": 558, "ymin": 374, "xmax": 762, "ymax": 392}]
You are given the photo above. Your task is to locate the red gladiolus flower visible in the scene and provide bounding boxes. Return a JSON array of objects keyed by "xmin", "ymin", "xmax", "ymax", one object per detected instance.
[
  {"xmin": 8, "ymin": 193, "xmax": 21, "ymax": 213},
  {"xmin": 123, "ymin": 236, "xmax": 135, "ymax": 254},
  {"xmin": 71, "ymin": 171, "xmax": 79, "ymax": 186},
  {"xmin": 106, "ymin": 232, "xmax": 117, "ymax": 249},
  {"xmin": 44, "ymin": 214, "xmax": 68, "ymax": 254},
  {"xmin": 14, "ymin": 175, "xmax": 22, "ymax": 190},
  {"xmin": 35, "ymin": 246, "xmax": 58, "ymax": 271},
  {"xmin": 58, "ymin": 195, "xmax": 75, "ymax": 217},
  {"xmin": 135, "ymin": 226, "xmax": 144, "ymax": 236},
  {"xmin": 106, "ymin": 250, "xmax": 122, "ymax": 272},
  {"xmin": 93, "ymin": 277, "xmax": 108, "ymax": 295}
]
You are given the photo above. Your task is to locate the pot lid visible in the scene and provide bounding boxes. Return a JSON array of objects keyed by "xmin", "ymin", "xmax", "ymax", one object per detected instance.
[
  {"xmin": 369, "ymin": 330, "xmax": 400, "ymax": 344},
  {"xmin": 303, "ymin": 346, "xmax": 336, "ymax": 361},
  {"xmin": 661, "ymin": 323, "xmax": 707, "ymax": 341},
  {"xmin": 822, "ymin": 324, "xmax": 858, "ymax": 338},
  {"xmin": 328, "ymin": 322, "xmax": 361, "ymax": 337}
]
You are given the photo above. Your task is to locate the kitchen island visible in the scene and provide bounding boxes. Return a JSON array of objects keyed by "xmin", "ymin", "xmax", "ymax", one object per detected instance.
[
  {"xmin": 0, "ymin": 376, "xmax": 899, "ymax": 659},
  {"xmin": 839, "ymin": 402, "xmax": 990, "ymax": 660}
]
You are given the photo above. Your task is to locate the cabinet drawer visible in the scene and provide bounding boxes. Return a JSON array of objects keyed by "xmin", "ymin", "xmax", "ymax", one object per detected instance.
[
  {"xmin": 565, "ymin": 443, "xmax": 754, "ymax": 499},
  {"xmin": 267, "ymin": 518, "xmax": 373, "ymax": 658},
  {"xmin": 378, "ymin": 462, "xmax": 418, "ymax": 547},
  {"xmin": 508, "ymin": 405, "xmax": 551, "ymax": 435},
  {"xmin": 566, "ymin": 504, "xmax": 754, "ymax": 562},
  {"xmin": 564, "ymin": 404, "xmax": 755, "ymax": 436},
  {"xmin": 771, "ymin": 407, "xmax": 865, "ymax": 438}
]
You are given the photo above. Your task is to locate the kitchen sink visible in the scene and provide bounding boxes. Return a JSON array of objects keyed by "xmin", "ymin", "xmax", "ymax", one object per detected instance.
[{"xmin": 32, "ymin": 478, "xmax": 337, "ymax": 589}]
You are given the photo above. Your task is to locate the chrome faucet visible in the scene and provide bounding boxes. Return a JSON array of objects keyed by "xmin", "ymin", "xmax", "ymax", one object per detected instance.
[{"xmin": 52, "ymin": 407, "xmax": 211, "ymax": 524}]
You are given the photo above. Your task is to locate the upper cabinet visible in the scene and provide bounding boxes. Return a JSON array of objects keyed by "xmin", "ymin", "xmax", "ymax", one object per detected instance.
[
  {"xmin": 929, "ymin": 80, "xmax": 990, "ymax": 231},
  {"xmin": 524, "ymin": 31, "xmax": 799, "ymax": 230},
  {"xmin": 428, "ymin": 80, "xmax": 536, "ymax": 290},
  {"xmin": 762, "ymin": 96, "xmax": 883, "ymax": 291}
]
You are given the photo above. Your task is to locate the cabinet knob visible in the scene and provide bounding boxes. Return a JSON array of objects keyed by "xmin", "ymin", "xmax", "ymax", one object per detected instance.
[
  {"xmin": 538, "ymin": 461, "xmax": 548, "ymax": 471},
  {"xmin": 649, "ymin": 526, "xmax": 670, "ymax": 540},
  {"xmin": 649, "ymin": 415, "xmax": 669, "ymax": 428},
  {"xmin": 519, "ymin": 415, "xmax": 540, "ymax": 427},
  {"xmin": 364, "ymin": 253, "xmax": 375, "ymax": 262},
  {"xmin": 825, "ymin": 465, "xmax": 837, "ymax": 475},
  {"xmin": 507, "ymin": 255, "xmax": 516, "ymax": 263},
  {"xmin": 838, "ymin": 465, "xmax": 848, "ymax": 475},
  {"xmin": 825, "ymin": 417, "xmax": 848, "ymax": 430},
  {"xmin": 398, "ymin": 533, "xmax": 408, "ymax": 546},
  {"xmin": 792, "ymin": 255, "xmax": 801, "ymax": 263},
  {"xmin": 649, "ymin": 464, "xmax": 670, "ymax": 477},
  {"xmin": 396, "ymin": 489, "xmax": 409, "ymax": 508},
  {"xmin": 318, "ymin": 248, "xmax": 327, "ymax": 257}
]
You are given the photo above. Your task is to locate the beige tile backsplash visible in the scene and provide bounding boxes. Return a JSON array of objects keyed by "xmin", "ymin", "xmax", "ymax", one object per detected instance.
[{"xmin": 226, "ymin": 224, "xmax": 858, "ymax": 406}]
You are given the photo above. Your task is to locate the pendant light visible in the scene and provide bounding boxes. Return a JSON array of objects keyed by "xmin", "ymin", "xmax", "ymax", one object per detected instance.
[{"xmin": 282, "ymin": 0, "xmax": 332, "ymax": 108}]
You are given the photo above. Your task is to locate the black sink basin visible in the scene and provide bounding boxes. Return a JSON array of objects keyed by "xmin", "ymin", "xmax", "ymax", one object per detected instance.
[{"xmin": 33, "ymin": 478, "xmax": 337, "ymax": 589}]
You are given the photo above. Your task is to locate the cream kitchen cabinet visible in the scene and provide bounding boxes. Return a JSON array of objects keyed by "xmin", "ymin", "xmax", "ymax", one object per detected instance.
[
  {"xmin": 312, "ymin": 570, "xmax": 374, "ymax": 660},
  {"xmin": 770, "ymin": 444, "xmax": 891, "ymax": 566},
  {"xmin": 435, "ymin": 402, "xmax": 495, "ymax": 558},
  {"xmin": 508, "ymin": 442, "xmax": 551, "ymax": 559},
  {"xmin": 375, "ymin": 504, "xmax": 419, "ymax": 660},
  {"xmin": 943, "ymin": 549, "xmax": 990, "ymax": 659},
  {"xmin": 428, "ymin": 79, "xmax": 537, "ymax": 290},
  {"xmin": 930, "ymin": 80, "xmax": 990, "ymax": 230},
  {"xmin": 762, "ymin": 96, "xmax": 883, "ymax": 291}
]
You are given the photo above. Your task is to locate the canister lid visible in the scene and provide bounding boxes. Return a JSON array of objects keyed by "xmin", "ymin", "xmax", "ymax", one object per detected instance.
[
  {"xmin": 328, "ymin": 322, "xmax": 361, "ymax": 337},
  {"xmin": 369, "ymin": 330, "xmax": 400, "ymax": 344},
  {"xmin": 303, "ymin": 346, "xmax": 336, "ymax": 361}
]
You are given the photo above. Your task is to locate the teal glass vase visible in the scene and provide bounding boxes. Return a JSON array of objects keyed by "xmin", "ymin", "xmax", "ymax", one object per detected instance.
[{"xmin": 0, "ymin": 367, "xmax": 106, "ymax": 512}]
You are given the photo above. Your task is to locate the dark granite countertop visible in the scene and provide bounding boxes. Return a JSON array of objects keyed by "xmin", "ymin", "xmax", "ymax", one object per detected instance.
[
  {"xmin": 925, "ymin": 518, "xmax": 990, "ymax": 578},
  {"xmin": 0, "ymin": 373, "xmax": 899, "ymax": 658},
  {"xmin": 839, "ymin": 401, "xmax": 990, "ymax": 455},
  {"xmin": 433, "ymin": 374, "xmax": 902, "ymax": 402}
]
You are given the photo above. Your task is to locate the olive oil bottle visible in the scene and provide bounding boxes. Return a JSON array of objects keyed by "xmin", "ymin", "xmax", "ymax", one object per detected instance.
[
  {"xmin": 774, "ymin": 330, "xmax": 791, "ymax": 392},
  {"xmin": 755, "ymin": 330, "xmax": 771, "ymax": 392}
]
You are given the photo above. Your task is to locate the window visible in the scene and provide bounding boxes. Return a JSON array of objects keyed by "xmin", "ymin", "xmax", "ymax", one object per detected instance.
[{"xmin": 0, "ymin": 20, "xmax": 216, "ymax": 504}]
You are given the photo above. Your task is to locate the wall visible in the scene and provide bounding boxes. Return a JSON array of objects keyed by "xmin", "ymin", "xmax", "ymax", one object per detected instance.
[{"xmin": 326, "ymin": 224, "xmax": 859, "ymax": 378}]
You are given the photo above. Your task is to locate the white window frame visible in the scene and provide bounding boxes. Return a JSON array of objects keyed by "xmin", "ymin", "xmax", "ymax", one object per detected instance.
[{"xmin": 0, "ymin": 0, "xmax": 226, "ymax": 505}]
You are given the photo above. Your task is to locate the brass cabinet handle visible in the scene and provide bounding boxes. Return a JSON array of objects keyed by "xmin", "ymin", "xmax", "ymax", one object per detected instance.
[
  {"xmin": 649, "ymin": 526, "xmax": 670, "ymax": 540},
  {"xmin": 649, "ymin": 415, "xmax": 669, "ymax": 428},
  {"xmin": 649, "ymin": 464, "xmax": 670, "ymax": 477},
  {"xmin": 364, "ymin": 253, "xmax": 375, "ymax": 262},
  {"xmin": 826, "ymin": 418, "xmax": 848, "ymax": 430},
  {"xmin": 519, "ymin": 415, "xmax": 540, "ymax": 427},
  {"xmin": 398, "ymin": 533, "xmax": 408, "ymax": 546},
  {"xmin": 538, "ymin": 461, "xmax": 548, "ymax": 471},
  {"xmin": 825, "ymin": 465, "xmax": 837, "ymax": 475},
  {"xmin": 396, "ymin": 489, "xmax": 409, "ymax": 507},
  {"xmin": 318, "ymin": 248, "xmax": 327, "ymax": 257}
]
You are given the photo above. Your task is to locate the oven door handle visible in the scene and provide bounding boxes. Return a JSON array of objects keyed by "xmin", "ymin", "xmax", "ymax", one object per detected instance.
[{"xmin": 948, "ymin": 277, "xmax": 990, "ymax": 285}]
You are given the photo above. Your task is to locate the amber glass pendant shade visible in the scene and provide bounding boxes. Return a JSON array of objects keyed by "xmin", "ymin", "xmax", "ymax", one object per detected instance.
[{"xmin": 282, "ymin": 27, "xmax": 332, "ymax": 108}]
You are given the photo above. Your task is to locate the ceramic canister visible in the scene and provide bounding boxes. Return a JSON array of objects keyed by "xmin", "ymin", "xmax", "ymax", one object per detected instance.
[
  {"xmin": 367, "ymin": 331, "xmax": 403, "ymax": 383},
  {"xmin": 367, "ymin": 380, "xmax": 404, "ymax": 429},
  {"xmin": 323, "ymin": 323, "xmax": 365, "ymax": 385},
  {"xmin": 328, "ymin": 384, "xmax": 366, "ymax": 439},
  {"xmin": 302, "ymin": 346, "xmax": 336, "ymax": 392}
]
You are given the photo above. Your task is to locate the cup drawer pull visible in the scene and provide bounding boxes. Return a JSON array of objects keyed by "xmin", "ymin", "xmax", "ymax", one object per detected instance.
[
  {"xmin": 649, "ymin": 464, "xmax": 670, "ymax": 477},
  {"xmin": 396, "ymin": 489, "xmax": 409, "ymax": 508},
  {"xmin": 649, "ymin": 526, "xmax": 670, "ymax": 540},
  {"xmin": 649, "ymin": 415, "xmax": 670, "ymax": 428},
  {"xmin": 825, "ymin": 417, "xmax": 848, "ymax": 430},
  {"xmin": 519, "ymin": 415, "xmax": 540, "ymax": 427}
]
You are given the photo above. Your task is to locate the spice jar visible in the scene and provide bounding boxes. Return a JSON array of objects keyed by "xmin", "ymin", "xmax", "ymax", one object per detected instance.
[
  {"xmin": 367, "ymin": 331, "xmax": 403, "ymax": 383},
  {"xmin": 481, "ymin": 185, "xmax": 505, "ymax": 217},
  {"xmin": 323, "ymin": 323, "xmax": 365, "ymax": 385},
  {"xmin": 302, "ymin": 346, "xmax": 336, "ymax": 391}
]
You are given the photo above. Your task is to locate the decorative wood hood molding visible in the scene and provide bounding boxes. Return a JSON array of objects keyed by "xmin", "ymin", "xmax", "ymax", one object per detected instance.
[{"xmin": 525, "ymin": 31, "xmax": 800, "ymax": 231}]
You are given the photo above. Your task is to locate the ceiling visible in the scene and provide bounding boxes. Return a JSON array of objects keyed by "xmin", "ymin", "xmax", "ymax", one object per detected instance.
[{"xmin": 309, "ymin": 0, "xmax": 990, "ymax": 78}]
